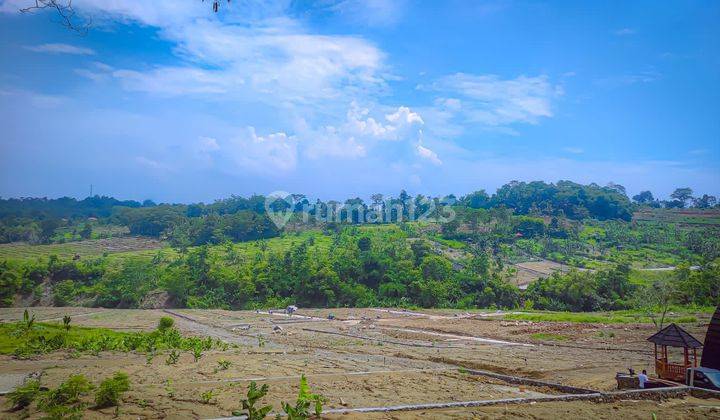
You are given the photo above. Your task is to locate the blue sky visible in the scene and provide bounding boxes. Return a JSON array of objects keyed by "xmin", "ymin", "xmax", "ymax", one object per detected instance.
[{"xmin": 0, "ymin": 0, "xmax": 718, "ymax": 203}]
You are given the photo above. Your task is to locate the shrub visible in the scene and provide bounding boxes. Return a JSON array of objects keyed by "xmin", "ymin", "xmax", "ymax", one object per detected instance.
[
  {"xmin": 38, "ymin": 374, "xmax": 93, "ymax": 417},
  {"xmin": 5, "ymin": 379, "xmax": 40, "ymax": 409},
  {"xmin": 94, "ymin": 372, "xmax": 130, "ymax": 408},
  {"xmin": 238, "ymin": 381, "xmax": 272, "ymax": 420},
  {"xmin": 281, "ymin": 374, "xmax": 325, "ymax": 419},
  {"xmin": 165, "ymin": 349, "xmax": 180, "ymax": 365},
  {"xmin": 158, "ymin": 316, "xmax": 175, "ymax": 331}
]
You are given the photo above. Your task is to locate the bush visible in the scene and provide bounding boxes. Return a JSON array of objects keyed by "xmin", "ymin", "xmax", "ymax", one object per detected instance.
[
  {"xmin": 238, "ymin": 381, "xmax": 272, "ymax": 420},
  {"xmin": 94, "ymin": 372, "xmax": 130, "ymax": 408},
  {"xmin": 5, "ymin": 379, "xmax": 40, "ymax": 409},
  {"xmin": 38, "ymin": 374, "xmax": 93, "ymax": 417},
  {"xmin": 281, "ymin": 374, "xmax": 326, "ymax": 419},
  {"xmin": 158, "ymin": 316, "xmax": 175, "ymax": 331}
]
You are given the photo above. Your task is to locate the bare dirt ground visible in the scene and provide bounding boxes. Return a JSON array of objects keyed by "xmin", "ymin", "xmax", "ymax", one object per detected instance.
[{"xmin": 1, "ymin": 307, "xmax": 717, "ymax": 418}]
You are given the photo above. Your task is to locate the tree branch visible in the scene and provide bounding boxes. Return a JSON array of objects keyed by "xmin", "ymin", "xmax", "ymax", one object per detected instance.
[{"xmin": 19, "ymin": 0, "xmax": 90, "ymax": 34}]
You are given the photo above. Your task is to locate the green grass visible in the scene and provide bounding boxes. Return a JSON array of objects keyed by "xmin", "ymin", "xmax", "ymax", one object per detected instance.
[
  {"xmin": 0, "ymin": 322, "xmax": 128, "ymax": 355},
  {"xmin": 505, "ymin": 308, "xmax": 710, "ymax": 324},
  {"xmin": 505, "ymin": 312, "xmax": 648, "ymax": 324},
  {"xmin": 530, "ymin": 332, "xmax": 570, "ymax": 341},
  {"xmin": 431, "ymin": 234, "xmax": 466, "ymax": 249},
  {"xmin": 0, "ymin": 320, "xmax": 222, "ymax": 357},
  {"xmin": 628, "ymin": 269, "xmax": 675, "ymax": 286}
]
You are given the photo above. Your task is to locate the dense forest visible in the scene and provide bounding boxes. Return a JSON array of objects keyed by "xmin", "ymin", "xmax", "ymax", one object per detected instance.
[{"xmin": 0, "ymin": 180, "xmax": 718, "ymax": 312}]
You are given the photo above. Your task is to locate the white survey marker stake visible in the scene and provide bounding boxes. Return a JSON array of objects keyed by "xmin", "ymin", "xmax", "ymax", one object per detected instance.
[{"xmin": 264, "ymin": 191, "xmax": 294, "ymax": 229}]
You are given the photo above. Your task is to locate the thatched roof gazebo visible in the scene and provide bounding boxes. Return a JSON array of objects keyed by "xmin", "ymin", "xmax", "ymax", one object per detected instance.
[{"xmin": 647, "ymin": 323, "xmax": 703, "ymax": 382}]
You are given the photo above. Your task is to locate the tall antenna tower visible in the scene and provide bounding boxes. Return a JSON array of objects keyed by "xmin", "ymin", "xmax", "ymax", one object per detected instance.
[{"xmin": 90, "ymin": 184, "xmax": 93, "ymax": 197}]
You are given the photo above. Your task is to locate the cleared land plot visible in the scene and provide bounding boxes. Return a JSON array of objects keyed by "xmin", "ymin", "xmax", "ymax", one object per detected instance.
[
  {"xmin": 0, "ymin": 307, "xmax": 717, "ymax": 418},
  {"xmin": 509, "ymin": 259, "xmax": 584, "ymax": 288},
  {"xmin": 0, "ymin": 237, "xmax": 164, "ymax": 260},
  {"xmin": 633, "ymin": 209, "xmax": 720, "ymax": 226}
]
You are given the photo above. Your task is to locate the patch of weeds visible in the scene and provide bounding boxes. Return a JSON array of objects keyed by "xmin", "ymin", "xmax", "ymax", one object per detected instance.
[
  {"xmin": 0, "ymin": 321, "xmax": 220, "ymax": 358},
  {"xmin": 38, "ymin": 374, "xmax": 94, "ymax": 419},
  {"xmin": 94, "ymin": 372, "xmax": 130, "ymax": 408},
  {"xmin": 164, "ymin": 379, "xmax": 175, "ymax": 399},
  {"xmin": 200, "ymin": 389, "xmax": 216, "ymax": 404},
  {"xmin": 193, "ymin": 346, "xmax": 203, "ymax": 362},
  {"xmin": 215, "ymin": 359, "xmax": 231, "ymax": 373},
  {"xmin": 21, "ymin": 309, "xmax": 36, "ymax": 335},
  {"xmin": 5, "ymin": 379, "xmax": 40, "ymax": 410},
  {"xmin": 530, "ymin": 333, "xmax": 570, "ymax": 341},
  {"xmin": 675, "ymin": 316, "xmax": 697, "ymax": 324},
  {"xmin": 165, "ymin": 349, "xmax": 180, "ymax": 365}
]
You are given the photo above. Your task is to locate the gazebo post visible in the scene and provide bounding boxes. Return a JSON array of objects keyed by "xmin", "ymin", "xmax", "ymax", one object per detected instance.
[
  {"xmin": 693, "ymin": 348, "xmax": 697, "ymax": 367},
  {"xmin": 684, "ymin": 347, "xmax": 689, "ymax": 367}
]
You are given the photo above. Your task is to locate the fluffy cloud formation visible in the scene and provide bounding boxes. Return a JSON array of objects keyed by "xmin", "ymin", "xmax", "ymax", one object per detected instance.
[
  {"xmin": 302, "ymin": 103, "xmax": 425, "ymax": 160},
  {"xmin": 425, "ymin": 73, "xmax": 561, "ymax": 128},
  {"xmin": 46, "ymin": 2, "xmax": 385, "ymax": 107},
  {"xmin": 24, "ymin": 43, "xmax": 95, "ymax": 55},
  {"xmin": 216, "ymin": 128, "xmax": 298, "ymax": 174}
]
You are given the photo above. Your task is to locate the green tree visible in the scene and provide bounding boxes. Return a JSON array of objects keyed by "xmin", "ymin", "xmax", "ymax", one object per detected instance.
[{"xmin": 670, "ymin": 187, "xmax": 693, "ymax": 208}]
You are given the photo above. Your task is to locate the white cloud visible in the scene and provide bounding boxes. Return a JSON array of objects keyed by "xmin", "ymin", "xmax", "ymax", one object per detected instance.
[
  {"xmin": 425, "ymin": 73, "xmax": 560, "ymax": 127},
  {"xmin": 416, "ymin": 143, "xmax": 442, "ymax": 165},
  {"xmin": 302, "ymin": 103, "xmax": 424, "ymax": 159},
  {"xmin": 34, "ymin": 3, "xmax": 386, "ymax": 107},
  {"xmin": 225, "ymin": 128, "xmax": 297, "ymax": 174},
  {"xmin": 562, "ymin": 147, "xmax": 584, "ymax": 154},
  {"xmin": 614, "ymin": 28, "xmax": 636, "ymax": 36},
  {"xmin": 24, "ymin": 43, "xmax": 95, "ymax": 55},
  {"xmin": 0, "ymin": 88, "xmax": 67, "ymax": 108},
  {"xmin": 135, "ymin": 156, "xmax": 171, "ymax": 171},
  {"xmin": 595, "ymin": 70, "xmax": 662, "ymax": 87}
]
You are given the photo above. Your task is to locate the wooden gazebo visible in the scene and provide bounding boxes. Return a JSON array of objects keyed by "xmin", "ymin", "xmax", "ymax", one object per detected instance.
[{"xmin": 647, "ymin": 323, "xmax": 703, "ymax": 382}]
